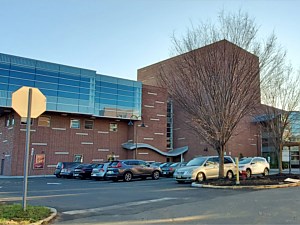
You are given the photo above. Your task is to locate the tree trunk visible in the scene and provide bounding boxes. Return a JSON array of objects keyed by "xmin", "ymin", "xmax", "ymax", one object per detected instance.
[
  {"xmin": 219, "ymin": 145, "xmax": 225, "ymax": 178},
  {"xmin": 278, "ymin": 143, "xmax": 283, "ymax": 174}
]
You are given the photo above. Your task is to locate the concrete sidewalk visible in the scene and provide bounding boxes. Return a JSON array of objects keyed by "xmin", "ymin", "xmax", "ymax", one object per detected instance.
[
  {"xmin": 0, "ymin": 175, "xmax": 55, "ymax": 179},
  {"xmin": 270, "ymin": 168, "xmax": 300, "ymax": 174}
]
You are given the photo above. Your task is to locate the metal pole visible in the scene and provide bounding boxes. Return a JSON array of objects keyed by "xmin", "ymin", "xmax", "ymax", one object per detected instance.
[
  {"xmin": 135, "ymin": 122, "xmax": 138, "ymax": 159},
  {"xmin": 235, "ymin": 157, "xmax": 240, "ymax": 185},
  {"xmin": 22, "ymin": 88, "xmax": 32, "ymax": 211}
]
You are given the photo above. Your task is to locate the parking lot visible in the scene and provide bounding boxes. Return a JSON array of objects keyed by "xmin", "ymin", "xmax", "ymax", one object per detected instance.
[{"xmin": 1, "ymin": 176, "xmax": 300, "ymax": 224}]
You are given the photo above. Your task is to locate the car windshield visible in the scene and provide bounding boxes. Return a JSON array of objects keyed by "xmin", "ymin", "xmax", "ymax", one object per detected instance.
[
  {"xmin": 186, "ymin": 157, "xmax": 206, "ymax": 166},
  {"xmin": 170, "ymin": 163, "xmax": 179, "ymax": 167},
  {"xmin": 239, "ymin": 158, "xmax": 253, "ymax": 164}
]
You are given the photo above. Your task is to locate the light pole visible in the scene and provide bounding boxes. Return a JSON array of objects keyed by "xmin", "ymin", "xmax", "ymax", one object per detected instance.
[{"xmin": 129, "ymin": 115, "xmax": 146, "ymax": 159}]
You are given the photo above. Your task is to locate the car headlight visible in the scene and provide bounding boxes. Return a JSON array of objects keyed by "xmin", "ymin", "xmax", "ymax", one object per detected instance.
[{"xmin": 184, "ymin": 169, "xmax": 194, "ymax": 175}]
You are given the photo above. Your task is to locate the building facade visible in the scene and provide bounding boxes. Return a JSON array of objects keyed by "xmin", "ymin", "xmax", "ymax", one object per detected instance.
[{"xmin": 0, "ymin": 53, "xmax": 186, "ymax": 176}]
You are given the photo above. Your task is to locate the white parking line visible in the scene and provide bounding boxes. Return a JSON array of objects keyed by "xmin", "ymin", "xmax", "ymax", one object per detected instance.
[
  {"xmin": 62, "ymin": 197, "xmax": 177, "ymax": 215},
  {"xmin": 47, "ymin": 183, "xmax": 62, "ymax": 185}
]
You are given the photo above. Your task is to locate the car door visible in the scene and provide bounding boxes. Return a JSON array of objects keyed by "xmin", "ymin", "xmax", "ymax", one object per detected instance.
[
  {"xmin": 250, "ymin": 158, "xmax": 260, "ymax": 174},
  {"xmin": 204, "ymin": 157, "xmax": 219, "ymax": 179},
  {"xmin": 137, "ymin": 160, "xmax": 153, "ymax": 176}
]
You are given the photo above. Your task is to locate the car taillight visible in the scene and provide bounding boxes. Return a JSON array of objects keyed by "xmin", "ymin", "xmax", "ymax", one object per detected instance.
[
  {"xmin": 100, "ymin": 169, "xmax": 104, "ymax": 172},
  {"xmin": 169, "ymin": 167, "xmax": 173, "ymax": 171},
  {"xmin": 113, "ymin": 162, "xmax": 122, "ymax": 168}
]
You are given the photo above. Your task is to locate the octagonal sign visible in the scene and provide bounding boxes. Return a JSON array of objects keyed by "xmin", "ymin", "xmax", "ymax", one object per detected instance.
[{"xmin": 12, "ymin": 86, "xmax": 46, "ymax": 118}]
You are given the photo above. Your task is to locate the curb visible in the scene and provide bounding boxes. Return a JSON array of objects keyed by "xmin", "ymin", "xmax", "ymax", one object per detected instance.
[
  {"xmin": 30, "ymin": 207, "xmax": 57, "ymax": 225},
  {"xmin": 191, "ymin": 182, "xmax": 300, "ymax": 189}
]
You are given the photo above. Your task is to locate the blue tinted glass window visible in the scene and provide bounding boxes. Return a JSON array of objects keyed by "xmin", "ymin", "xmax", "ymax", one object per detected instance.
[
  {"xmin": 57, "ymin": 104, "xmax": 79, "ymax": 113},
  {"xmin": 8, "ymin": 85, "xmax": 21, "ymax": 92},
  {"xmin": 100, "ymin": 98, "xmax": 117, "ymax": 105},
  {"xmin": 57, "ymin": 97, "xmax": 79, "ymax": 105},
  {"xmin": 39, "ymin": 89, "xmax": 57, "ymax": 97},
  {"xmin": 36, "ymin": 69, "xmax": 59, "ymax": 77},
  {"xmin": 117, "ymin": 101, "xmax": 134, "ymax": 107},
  {"xmin": 101, "ymin": 81, "xmax": 118, "ymax": 89},
  {"xmin": 57, "ymin": 91, "xmax": 79, "ymax": 99},
  {"xmin": 101, "ymin": 87, "xmax": 117, "ymax": 94},
  {"xmin": 60, "ymin": 73, "xmax": 80, "ymax": 81},
  {"xmin": 36, "ymin": 74, "xmax": 59, "ymax": 83},
  {"xmin": 9, "ymin": 78, "xmax": 35, "ymax": 86},
  {"xmin": 81, "ymin": 76, "xmax": 90, "ymax": 82},
  {"xmin": 35, "ymin": 81, "xmax": 58, "ymax": 90},
  {"xmin": 10, "ymin": 65, "xmax": 35, "ymax": 73},
  {"xmin": 0, "ymin": 63, "xmax": 10, "ymax": 69},
  {"xmin": 0, "ymin": 69, "xmax": 10, "ymax": 76},
  {"xmin": 118, "ymin": 84, "xmax": 134, "ymax": 91},
  {"xmin": 79, "ymin": 94, "xmax": 89, "ymax": 100},
  {"xmin": 100, "ymin": 93, "xmax": 117, "ymax": 100},
  {"xmin": 58, "ymin": 85, "xmax": 79, "ymax": 93},
  {"xmin": 79, "ymin": 88, "xmax": 90, "ymax": 94},
  {"xmin": 118, "ymin": 89, "xmax": 134, "ymax": 96},
  {"xmin": 118, "ymin": 95, "xmax": 133, "ymax": 102},
  {"xmin": 0, "ymin": 83, "xmax": 8, "ymax": 90},
  {"xmin": 59, "ymin": 78, "xmax": 80, "ymax": 86},
  {"xmin": 10, "ymin": 71, "xmax": 35, "ymax": 80},
  {"xmin": 0, "ymin": 75, "xmax": 9, "ymax": 83},
  {"xmin": 80, "ymin": 81, "xmax": 90, "ymax": 88}
]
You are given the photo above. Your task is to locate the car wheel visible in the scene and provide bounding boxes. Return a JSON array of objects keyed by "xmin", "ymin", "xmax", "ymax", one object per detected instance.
[
  {"xmin": 56, "ymin": 174, "xmax": 61, "ymax": 178},
  {"xmin": 263, "ymin": 168, "xmax": 269, "ymax": 176},
  {"xmin": 152, "ymin": 171, "xmax": 160, "ymax": 180},
  {"xmin": 196, "ymin": 172, "xmax": 205, "ymax": 182},
  {"xmin": 123, "ymin": 172, "xmax": 133, "ymax": 182},
  {"xmin": 226, "ymin": 171, "xmax": 234, "ymax": 180},
  {"xmin": 246, "ymin": 169, "xmax": 251, "ymax": 178}
]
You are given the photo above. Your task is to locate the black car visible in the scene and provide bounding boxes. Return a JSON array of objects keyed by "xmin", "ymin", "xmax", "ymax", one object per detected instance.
[
  {"xmin": 161, "ymin": 162, "xmax": 187, "ymax": 177},
  {"xmin": 73, "ymin": 163, "xmax": 98, "ymax": 179},
  {"xmin": 106, "ymin": 159, "xmax": 162, "ymax": 182},
  {"xmin": 54, "ymin": 162, "xmax": 80, "ymax": 178}
]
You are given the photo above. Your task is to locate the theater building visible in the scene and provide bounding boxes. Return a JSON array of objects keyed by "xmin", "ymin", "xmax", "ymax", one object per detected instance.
[{"xmin": 0, "ymin": 40, "xmax": 262, "ymax": 176}]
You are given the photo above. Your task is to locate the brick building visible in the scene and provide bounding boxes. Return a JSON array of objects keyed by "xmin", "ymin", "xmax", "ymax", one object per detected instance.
[{"xmin": 0, "ymin": 40, "xmax": 262, "ymax": 176}]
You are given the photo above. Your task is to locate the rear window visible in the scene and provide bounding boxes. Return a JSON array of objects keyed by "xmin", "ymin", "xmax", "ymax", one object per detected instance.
[
  {"xmin": 110, "ymin": 161, "xmax": 121, "ymax": 167},
  {"xmin": 96, "ymin": 164, "xmax": 104, "ymax": 168},
  {"xmin": 170, "ymin": 163, "xmax": 179, "ymax": 167},
  {"xmin": 56, "ymin": 162, "xmax": 62, "ymax": 169}
]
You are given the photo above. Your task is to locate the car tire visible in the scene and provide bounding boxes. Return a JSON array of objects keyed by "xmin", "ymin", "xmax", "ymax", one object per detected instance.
[
  {"xmin": 226, "ymin": 171, "xmax": 234, "ymax": 180},
  {"xmin": 196, "ymin": 172, "xmax": 205, "ymax": 182},
  {"xmin": 152, "ymin": 171, "xmax": 160, "ymax": 180},
  {"xmin": 55, "ymin": 174, "xmax": 61, "ymax": 178},
  {"xmin": 123, "ymin": 172, "xmax": 133, "ymax": 182},
  {"xmin": 246, "ymin": 169, "xmax": 252, "ymax": 178},
  {"xmin": 263, "ymin": 168, "xmax": 269, "ymax": 176}
]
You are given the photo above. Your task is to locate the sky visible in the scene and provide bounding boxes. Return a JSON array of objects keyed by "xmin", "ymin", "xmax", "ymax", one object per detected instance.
[{"xmin": 0, "ymin": 0, "xmax": 299, "ymax": 81}]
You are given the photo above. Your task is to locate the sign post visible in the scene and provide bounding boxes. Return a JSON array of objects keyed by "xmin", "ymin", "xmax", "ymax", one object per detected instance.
[{"xmin": 12, "ymin": 86, "xmax": 46, "ymax": 211}]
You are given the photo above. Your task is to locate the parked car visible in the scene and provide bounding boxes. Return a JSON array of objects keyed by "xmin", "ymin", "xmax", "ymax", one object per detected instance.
[
  {"xmin": 162, "ymin": 162, "xmax": 187, "ymax": 177},
  {"xmin": 149, "ymin": 162, "xmax": 163, "ymax": 167},
  {"xmin": 91, "ymin": 163, "xmax": 110, "ymax": 180},
  {"xmin": 238, "ymin": 157, "xmax": 270, "ymax": 178},
  {"xmin": 174, "ymin": 156, "xmax": 236, "ymax": 183},
  {"xmin": 105, "ymin": 159, "xmax": 162, "ymax": 182},
  {"xmin": 54, "ymin": 162, "xmax": 80, "ymax": 178},
  {"xmin": 159, "ymin": 162, "xmax": 173, "ymax": 169},
  {"xmin": 73, "ymin": 163, "xmax": 98, "ymax": 179},
  {"xmin": 60, "ymin": 163, "xmax": 81, "ymax": 178}
]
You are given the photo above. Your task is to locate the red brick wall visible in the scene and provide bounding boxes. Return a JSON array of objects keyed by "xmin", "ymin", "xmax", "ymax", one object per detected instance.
[{"xmin": 137, "ymin": 40, "xmax": 261, "ymax": 161}]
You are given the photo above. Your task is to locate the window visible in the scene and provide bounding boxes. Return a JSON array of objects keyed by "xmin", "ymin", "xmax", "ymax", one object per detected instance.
[
  {"xmin": 70, "ymin": 119, "xmax": 80, "ymax": 129},
  {"xmin": 84, "ymin": 120, "xmax": 94, "ymax": 130},
  {"xmin": 5, "ymin": 114, "xmax": 14, "ymax": 127},
  {"xmin": 74, "ymin": 154, "xmax": 83, "ymax": 162},
  {"xmin": 110, "ymin": 123, "xmax": 118, "ymax": 132},
  {"xmin": 38, "ymin": 116, "xmax": 50, "ymax": 127},
  {"xmin": 20, "ymin": 117, "xmax": 33, "ymax": 125}
]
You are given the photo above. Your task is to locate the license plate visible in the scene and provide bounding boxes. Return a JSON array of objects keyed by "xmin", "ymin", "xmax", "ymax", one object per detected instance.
[
  {"xmin": 107, "ymin": 171, "xmax": 113, "ymax": 174},
  {"xmin": 177, "ymin": 175, "xmax": 182, "ymax": 179},
  {"xmin": 163, "ymin": 172, "xmax": 167, "ymax": 174},
  {"xmin": 74, "ymin": 174, "xmax": 79, "ymax": 176}
]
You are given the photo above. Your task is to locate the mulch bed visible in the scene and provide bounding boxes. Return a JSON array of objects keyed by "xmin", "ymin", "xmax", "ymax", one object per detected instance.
[{"xmin": 199, "ymin": 173, "xmax": 300, "ymax": 186}]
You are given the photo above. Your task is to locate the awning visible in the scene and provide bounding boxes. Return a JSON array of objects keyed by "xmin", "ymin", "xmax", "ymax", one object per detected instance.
[{"xmin": 121, "ymin": 143, "xmax": 189, "ymax": 157}]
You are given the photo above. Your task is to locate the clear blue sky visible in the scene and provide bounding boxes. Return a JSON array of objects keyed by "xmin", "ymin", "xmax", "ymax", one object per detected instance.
[{"xmin": 0, "ymin": 0, "xmax": 299, "ymax": 80}]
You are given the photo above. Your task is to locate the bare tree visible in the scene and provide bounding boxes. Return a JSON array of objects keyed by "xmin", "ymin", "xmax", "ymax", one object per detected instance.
[
  {"xmin": 159, "ymin": 40, "xmax": 260, "ymax": 178},
  {"xmin": 158, "ymin": 10, "xmax": 288, "ymax": 178},
  {"xmin": 259, "ymin": 67, "xmax": 300, "ymax": 173}
]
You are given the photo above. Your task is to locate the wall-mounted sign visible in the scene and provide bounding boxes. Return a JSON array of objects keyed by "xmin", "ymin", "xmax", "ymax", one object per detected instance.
[{"xmin": 33, "ymin": 154, "xmax": 45, "ymax": 169}]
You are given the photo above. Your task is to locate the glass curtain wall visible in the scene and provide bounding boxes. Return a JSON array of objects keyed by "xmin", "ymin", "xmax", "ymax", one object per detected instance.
[{"xmin": 0, "ymin": 53, "xmax": 142, "ymax": 119}]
